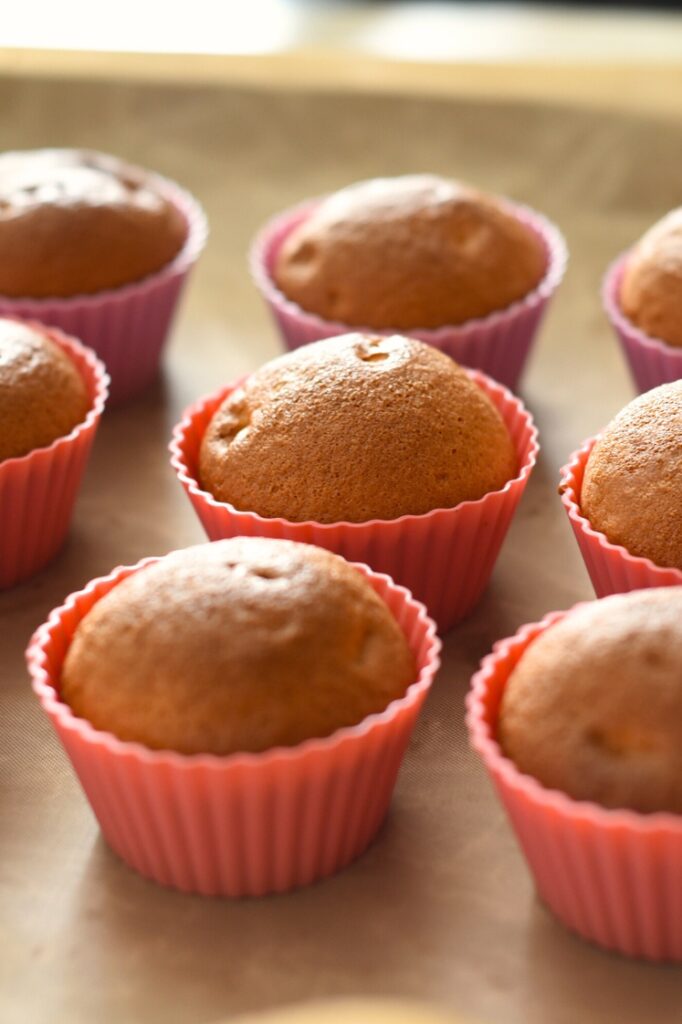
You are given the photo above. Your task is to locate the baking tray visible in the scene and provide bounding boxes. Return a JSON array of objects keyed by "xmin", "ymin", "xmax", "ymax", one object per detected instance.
[{"xmin": 1, "ymin": 72, "xmax": 680, "ymax": 1023}]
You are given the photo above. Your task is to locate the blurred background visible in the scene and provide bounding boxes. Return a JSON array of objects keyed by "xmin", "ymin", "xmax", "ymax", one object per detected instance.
[{"xmin": 2, "ymin": 0, "xmax": 682, "ymax": 62}]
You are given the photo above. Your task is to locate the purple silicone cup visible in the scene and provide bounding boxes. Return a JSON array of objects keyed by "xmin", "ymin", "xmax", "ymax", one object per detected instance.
[
  {"xmin": 250, "ymin": 197, "xmax": 567, "ymax": 392},
  {"xmin": 0, "ymin": 177, "xmax": 207, "ymax": 406},
  {"xmin": 603, "ymin": 253, "xmax": 682, "ymax": 394}
]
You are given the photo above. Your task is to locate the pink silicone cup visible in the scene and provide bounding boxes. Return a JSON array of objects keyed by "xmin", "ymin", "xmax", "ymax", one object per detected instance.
[
  {"xmin": 603, "ymin": 252, "xmax": 682, "ymax": 394},
  {"xmin": 0, "ymin": 321, "xmax": 109, "ymax": 589},
  {"xmin": 0, "ymin": 176, "xmax": 207, "ymax": 406},
  {"xmin": 559, "ymin": 438, "xmax": 682, "ymax": 598},
  {"xmin": 27, "ymin": 556, "xmax": 441, "ymax": 897},
  {"xmin": 249, "ymin": 197, "xmax": 567, "ymax": 392},
  {"xmin": 170, "ymin": 369, "xmax": 538, "ymax": 633},
  {"xmin": 466, "ymin": 606, "xmax": 682, "ymax": 961}
]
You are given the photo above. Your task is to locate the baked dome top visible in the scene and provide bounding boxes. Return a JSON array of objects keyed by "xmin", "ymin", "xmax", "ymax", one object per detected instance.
[
  {"xmin": 581, "ymin": 380, "xmax": 682, "ymax": 570},
  {"xmin": 499, "ymin": 588, "xmax": 682, "ymax": 814},
  {"xmin": 199, "ymin": 334, "xmax": 517, "ymax": 523},
  {"xmin": 0, "ymin": 318, "xmax": 89, "ymax": 461},
  {"xmin": 274, "ymin": 175, "xmax": 546, "ymax": 329},
  {"xmin": 621, "ymin": 207, "xmax": 682, "ymax": 347},
  {"xmin": 0, "ymin": 148, "xmax": 187, "ymax": 297},
  {"xmin": 62, "ymin": 538, "xmax": 416, "ymax": 756}
]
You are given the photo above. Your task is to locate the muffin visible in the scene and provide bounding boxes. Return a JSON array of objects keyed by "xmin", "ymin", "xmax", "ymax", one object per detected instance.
[
  {"xmin": 0, "ymin": 148, "xmax": 205, "ymax": 406},
  {"xmin": 32, "ymin": 546, "xmax": 436, "ymax": 895},
  {"xmin": 498, "ymin": 589, "xmax": 682, "ymax": 814},
  {"xmin": 234, "ymin": 1000, "xmax": 465, "ymax": 1024},
  {"xmin": 621, "ymin": 208, "xmax": 682, "ymax": 347},
  {"xmin": 0, "ymin": 148, "xmax": 187, "ymax": 298},
  {"xmin": 274, "ymin": 175, "xmax": 546, "ymax": 330},
  {"xmin": 580, "ymin": 381, "xmax": 682, "ymax": 570},
  {"xmin": 469, "ymin": 599, "xmax": 682, "ymax": 960},
  {"xmin": 61, "ymin": 537, "xmax": 415, "ymax": 755},
  {"xmin": 199, "ymin": 334, "xmax": 517, "ymax": 523},
  {"xmin": 0, "ymin": 322, "xmax": 107, "ymax": 589},
  {"xmin": 0, "ymin": 318, "xmax": 90, "ymax": 461}
]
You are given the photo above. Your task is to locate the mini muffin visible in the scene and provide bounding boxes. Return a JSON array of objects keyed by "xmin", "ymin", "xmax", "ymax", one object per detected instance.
[
  {"xmin": 274, "ymin": 175, "xmax": 546, "ymax": 329},
  {"xmin": 0, "ymin": 318, "xmax": 90, "ymax": 461},
  {"xmin": 581, "ymin": 381, "xmax": 682, "ymax": 570},
  {"xmin": 499, "ymin": 588, "xmax": 682, "ymax": 814},
  {"xmin": 234, "ymin": 1000, "xmax": 465, "ymax": 1024},
  {"xmin": 61, "ymin": 538, "xmax": 415, "ymax": 755},
  {"xmin": 199, "ymin": 334, "xmax": 517, "ymax": 523},
  {"xmin": 0, "ymin": 148, "xmax": 187, "ymax": 298},
  {"xmin": 621, "ymin": 208, "xmax": 682, "ymax": 347}
]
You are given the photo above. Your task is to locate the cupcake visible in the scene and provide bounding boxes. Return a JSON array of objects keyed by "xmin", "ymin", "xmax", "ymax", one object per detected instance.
[
  {"xmin": 171, "ymin": 334, "xmax": 538, "ymax": 631},
  {"xmin": 468, "ymin": 589, "xmax": 682, "ymax": 959},
  {"xmin": 29, "ymin": 538, "xmax": 440, "ymax": 896},
  {"xmin": 559, "ymin": 380, "xmax": 682, "ymax": 596},
  {"xmin": 233, "ymin": 1000, "xmax": 466, "ymax": 1023},
  {"xmin": 251, "ymin": 174, "xmax": 567, "ymax": 390},
  {"xmin": 0, "ymin": 317, "xmax": 108, "ymax": 588},
  {"xmin": 0, "ymin": 148, "xmax": 206, "ymax": 404},
  {"xmin": 604, "ymin": 208, "xmax": 682, "ymax": 392}
]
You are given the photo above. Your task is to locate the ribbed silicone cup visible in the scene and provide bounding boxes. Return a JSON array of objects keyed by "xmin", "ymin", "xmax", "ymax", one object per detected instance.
[
  {"xmin": 0, "ymin": 322, "xmax": 108, "ymax": 589},
  {"xmin": 170, "ymin": 370, "xmax": 538, "ymax": 633},
  {"xmin": 249, "ymin": 198, "xmax": 567, "ymax": 392},
  {"xmin": 27, "ymin": 558, "xmax": 440, "ymax": 897},
  {"xmin": 466, "ymin": 607, "xmax": 682, "ymax": 961},
  {"xmin": 0, "ymin": 178, "xmax": 207, "ymax": 406},
  {"xmin": 559, "ymin": 439, "xmax": 682, "ymax": 597},
  {"xmin": 603, "ymin": 253, "xmax": 682, "ymax": 394}
]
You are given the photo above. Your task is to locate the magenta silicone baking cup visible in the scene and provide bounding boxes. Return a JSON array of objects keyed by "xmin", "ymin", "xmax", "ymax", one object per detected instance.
[
  {"xmin": 170, "ymin": 370, "xmax": 538, "ymax": 633},
  {"xmin": 27, "ymin": 556, "xmax": 440, "ymax": 897},
  {"xmin": 0, "ymin": 322, "xmax": 108, "ymax": 589},
  {"xmin": 466, "ymin": 606, "xmax": 682, "ymax": 961},
  {"xmin": 559, "ymin": 438, "xmax": 682, "ymax": 598},
  {"xmin": 249, "ymin": 197, "xmax": 567, "ymax": 392},
  {"xmin": 0, "ymin": 177, "xmax": 207, "ymax": 406},
  {"xmin": 603, "ymin": 252, "xmax": 682, "ymax": 394}
]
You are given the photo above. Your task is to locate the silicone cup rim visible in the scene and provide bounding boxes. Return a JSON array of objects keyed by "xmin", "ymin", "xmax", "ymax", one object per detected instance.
[{"xmin": 28, "ymin": 555, "xmax": 442, "ymax": 773}]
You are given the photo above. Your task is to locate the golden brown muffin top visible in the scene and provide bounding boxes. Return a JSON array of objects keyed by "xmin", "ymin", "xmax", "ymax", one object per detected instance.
[
  {"xmin": 199, "ymin": 334, "xmax": 517, "ymax": 524},
  {"xmin": 499, "ymin": 588, "xmax": 682, "ymax": 814},
  {"xmin": 234, "ymin": 1000, "xmax": 466, "ymax": 1024},
  {"xmin": 274, "ymin": 175, "xmax": 546, "ymax": 329},
  {"xmin": 0, "ymin": 319, "xmax": 90, "ymax": 462},
  {"xmin": 621, "ymin": 208, "xmax": 682, "ymax": 347},
  {"xmin": 0, "ymin": 148, "xmax": 187, "ymax": 297},
  {"xmin": 61, "ymin": 538, "xmax": 415, "ymax": 756},
  {"xmin": 581, "ymin": 380, "xmax": 682, "ymax": 570}
]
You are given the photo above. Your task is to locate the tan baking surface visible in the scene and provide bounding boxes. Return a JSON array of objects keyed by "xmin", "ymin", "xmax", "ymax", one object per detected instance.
[
  {"xmin": 1, "ymin": 74, "xmax": 680, "ymax": 1024},
  {"xmin": 2, "ymin": 50, "xmax": 682, "ymax": 118}
]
